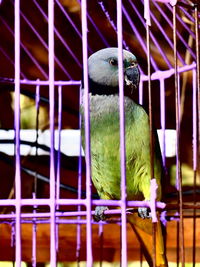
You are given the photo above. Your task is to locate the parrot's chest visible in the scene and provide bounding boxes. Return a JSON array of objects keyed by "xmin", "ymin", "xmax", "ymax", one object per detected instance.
[{"xmin": 86, "ymin": 94, "xmax": 150, "ymax": 200}]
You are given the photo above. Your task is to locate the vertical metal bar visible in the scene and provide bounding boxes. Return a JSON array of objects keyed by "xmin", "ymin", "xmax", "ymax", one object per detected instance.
[
  {"xmin": 146, "ymin": 5, "xmax": 154, "ymax": 181},
  {"xmin": 56, "ymin": 85, "xmax": 62, "ymax": 204},
  {"xmin": 180, "ymin": 30, "xmax": 194, "ymax": 123},
  {"xmin": 14, "ymin": 0, "xmax": 21, "ymax": 266},
  {"xmin": 32, "ymin": 82, "xmax": 40, "ymax": 267},
  {"xmin": 147, "ymin": 23, "xmax": 156, "ymax": 267},
  {"xmin": 160, "ymin": 78, "xmax": 166, "ymax": 166},
  {"xmin": 11, "ymin": 219, "xmax": 15, "ymax": 249},
  {"xmin": 32, "ymin": 219, "xmax": 37, "ymax": 267},
  {"xmin": 116, "ymin": 0, "xmax": 127, "ymax": 265},
  {"xmin": 56, "ymin": 85, "xmax": 62, "ymax": 253},
  {"xmin": 173, "ymin": 4, "xmax": 185, "ymax": 267},
  {"xmin": 76, "ymin": 205, "xmax": 81, "ymax": 265},
  {"xmin": 81, "ymin": 1, "xmax": 93, "ymax": 266},
  {"xmin": 194, "ymin": 2, "xmax": 200, "ymax": 176},
  {"xmin": 11, "ymin": 218, "xmax": 15, "ymax": 265},
  {"xmin": 144, "ymin": 0, "xmax": 157, "ymax": 266},
  {"xmin": 48, "ymin": 0, "xmax": 56, "ymax": 265},
  {"xmin": 192, "ymin": 68, "xmax": 197, "ymax": 267},
  {"xmin": 98, "ymin": 223, "xmax": 104, "ymax": 267},
  {"xmin": 76, "ymin": 86, "xmax": 83, "ymax": 266},
  {"xmin": 176, "ymin": 221, "xmax": 180, "ymax": 267},
  {"xmin": 193, "ymin": 4, "xmax": 200, "ymax": 266},
  {"xmin": 139, "ymin": 79, "xmax": 143, "ymax": 105},
  {"xmin": 35, "ymin": 81, "xmax": 40, "ymax": 195},
  {"xmin": 32, "ymin": 193, "xmax": 37, "ymax": 267}
]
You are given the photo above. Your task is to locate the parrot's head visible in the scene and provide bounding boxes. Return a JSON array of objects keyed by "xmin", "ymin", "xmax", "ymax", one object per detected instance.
[{"xmin": 87, "ymin": 47, "xmax": 140, "ymax": 95}]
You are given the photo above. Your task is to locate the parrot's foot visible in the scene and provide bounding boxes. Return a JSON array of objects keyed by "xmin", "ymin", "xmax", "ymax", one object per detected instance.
[
  {"xmin": 94, "ymin": 206, "xmax": 109, "ymax": 222},
  {"xmin": 138, "ymin": 207, "xmax": 151, "ymax": 219}
]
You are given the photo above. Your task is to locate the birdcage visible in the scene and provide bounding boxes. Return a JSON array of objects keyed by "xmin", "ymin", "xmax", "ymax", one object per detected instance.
[{"xmin": 0, "ymin": 0, "xmax": 199, "ymax": 266}]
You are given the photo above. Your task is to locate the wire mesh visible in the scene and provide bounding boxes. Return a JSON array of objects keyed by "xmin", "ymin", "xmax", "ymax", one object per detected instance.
[{"xmin": 0, "ymin": 0, "xmax": 199, "ymax": 266}]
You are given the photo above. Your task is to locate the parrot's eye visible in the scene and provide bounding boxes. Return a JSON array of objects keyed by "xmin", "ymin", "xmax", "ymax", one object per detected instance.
[
  {"xmin": 109, "ymin": 58, "xmax": 118, "ymax": 66},
  {"xmin": 130, "ymin": 61, "xmax": 137, "ymax": 67}
]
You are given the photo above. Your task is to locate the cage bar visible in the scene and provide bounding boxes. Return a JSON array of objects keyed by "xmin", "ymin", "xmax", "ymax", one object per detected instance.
[
  {"xmin": 81, "ymin": 1, "xmax": 93, "ymax": 266},
  {"xmin": 0, "ymin": 0, "xmax": 199, "ymax": 266},
  {"xmin": 145, "ymin": 1, "xmax": 158, "ymax": 266},
  {"xmin": 48, "ymin": 0, "xmax": 56, "ymax": 265},
  {"xmin": 14, "ymin": 0, "xmax": 21, "ymax": 266},
  {"xmin": 116, "ymin": 0, "xmax": 128, "ymax": 265},
  {"xmin": 173, "ymin": 3, "xmax": 185, "ymax": 266}
]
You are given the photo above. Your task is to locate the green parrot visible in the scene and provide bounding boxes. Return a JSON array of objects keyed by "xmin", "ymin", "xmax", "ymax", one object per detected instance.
[{"xmin": 81, "ymin": 47, "xmax": 168, "ymax": 267}]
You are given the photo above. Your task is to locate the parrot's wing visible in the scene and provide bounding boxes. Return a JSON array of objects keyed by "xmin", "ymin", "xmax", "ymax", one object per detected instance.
[{"xmin": 128, "ymin": 213, "xmax": 168, "ymax": 267}]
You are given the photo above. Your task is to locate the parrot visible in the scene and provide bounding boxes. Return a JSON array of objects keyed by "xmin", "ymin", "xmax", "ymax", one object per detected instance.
[{"xmin": 81, "ymin": 47, "xmax": 168, "ymax": 267}]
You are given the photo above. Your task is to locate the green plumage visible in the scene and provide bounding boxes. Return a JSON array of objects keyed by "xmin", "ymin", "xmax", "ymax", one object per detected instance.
[{"xmin": 82, "ymin": 94, "xmax": 162, "ymax": 202}]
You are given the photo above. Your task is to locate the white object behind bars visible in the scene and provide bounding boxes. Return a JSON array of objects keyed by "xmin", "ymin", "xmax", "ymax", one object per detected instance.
[{"xmin": 0, "ymin": 129, "xmax": 176, "ymax": 157}]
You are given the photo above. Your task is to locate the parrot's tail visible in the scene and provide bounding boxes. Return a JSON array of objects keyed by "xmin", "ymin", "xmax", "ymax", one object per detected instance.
[{"xmin": 127, "ymin": 213, "xmax": 168, "ymax": 267}]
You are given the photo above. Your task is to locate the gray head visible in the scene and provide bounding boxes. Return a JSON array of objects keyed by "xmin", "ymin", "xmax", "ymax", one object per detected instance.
[{"xmin": 88, "ymin": 47, "xmax": 140, "ymax": 94}]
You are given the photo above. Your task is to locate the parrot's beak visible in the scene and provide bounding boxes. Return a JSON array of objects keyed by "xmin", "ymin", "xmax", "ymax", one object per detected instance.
[{"xmin": 124, "ymin": 66, "xmax": 140, "ymax": 93}]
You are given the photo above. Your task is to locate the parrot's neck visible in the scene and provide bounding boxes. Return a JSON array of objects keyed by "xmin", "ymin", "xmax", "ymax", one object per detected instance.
[
  {"xmin": 88, "ymin": 77, "xmax": 119, "ymax": 96},
  {"xmin": 88, "ymin": 77, "xmax": 136, "ymax": 99}
]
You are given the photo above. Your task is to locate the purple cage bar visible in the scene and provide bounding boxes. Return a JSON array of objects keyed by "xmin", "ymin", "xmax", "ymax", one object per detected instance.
[
  {"xmin": 81, "ymin": 0, "xmax": 93, "ymax": 266},
  {"xmin": 48, "ymin": 0, "xmax": 57, "ymax": 265},
  {"xmin": 116, "ymin": 0, "xmax": 128, "ymax": 265},
  {"xmin": 0, "ymin": 0, "xmax": 199, "ymax": 266},
  {"xmin": 14, "ymin": 0, "xmax": 21, "ymax": 266}
]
